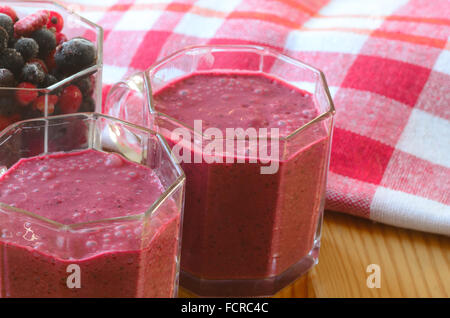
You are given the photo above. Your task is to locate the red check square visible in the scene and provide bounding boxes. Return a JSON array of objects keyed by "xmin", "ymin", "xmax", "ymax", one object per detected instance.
[
  {"xmin": 341, "ymin": 55, "xmax": 431, "ymax": 106},
  {"xmin": 381, "ymin": 150, "xmax": 450, "ymax": 205},
  {"xmin": 130, "ymin": 31, "xmax": 173, "ymax": 70},
  {"xmin": 330, "ymin": 127, "xmax": 395, "ymax": 185}
]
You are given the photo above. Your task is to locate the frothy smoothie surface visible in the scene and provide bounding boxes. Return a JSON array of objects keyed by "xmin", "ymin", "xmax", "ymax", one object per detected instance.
[
  {"xmin": 0, "ymin": 149, "xmax": 164, "ymax": 224},
  {"xmin": 154, "ymin": 72, "xmax": 319, "ymax": 136}
]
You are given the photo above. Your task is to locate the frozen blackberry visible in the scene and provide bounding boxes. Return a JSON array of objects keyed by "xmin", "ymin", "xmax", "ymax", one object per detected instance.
[
  {"xmin": 54, "ymin": 37, "xmax": 96, "ymax": 76},
  {"xmin": 42, "ymin": 73, "xmax": 58, "ymax": 88},
  {"xmin": 0, "ymin": 96, "xmax": 17, "ymax": 116},
  {"xmin": 0, "ymin": 68, "xmax": 14, "ymax": 97},
  {"xmin": 31, "ymin": 28, "xmax": 56, "ymax": 58},
  {"xmin": 0, "ymin": 26, "xmax": 8, "ymax": 51},
  {"xmin": 0, "ymin": 68, "xmax": 15, "ymax": 87},
  {"xmin": 21, "ymin": 62, "xmax": 45, "ymax": 86},
  {"xmin": 79, "ymin": 96, "xmax": 95, "ymax": 112},
  {"xmin": 8, "ymin": 36, "xmax": 16, "ymax": 48},
  {"xmin": 0, "ymin": 13, "xmax": 13, "ymax": 39},
  {"xmin": 14, "ymin": 37, "xmax": 39, "ymax": 61},
  {"xmin": 75, "ymin": 77, "xmax": 93, "ymax": 96},
  {"xmin": 0, "ymin": 48, "xmax": 24, "ymax": 75}
]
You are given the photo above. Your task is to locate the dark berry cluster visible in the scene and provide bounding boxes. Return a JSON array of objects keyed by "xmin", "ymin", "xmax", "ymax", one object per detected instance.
[{"xmin": 0, "ymin": 6, "xmax": 97, "ymax": 130}]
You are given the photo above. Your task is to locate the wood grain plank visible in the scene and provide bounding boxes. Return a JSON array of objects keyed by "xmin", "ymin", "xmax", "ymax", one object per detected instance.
[
  {"xmin": 178, "ymin": 211, "xmax": 450, "ymax": 298},
  {"xmin": 308, "ymin": 211, "xmax": 449, "ymax": 298}
]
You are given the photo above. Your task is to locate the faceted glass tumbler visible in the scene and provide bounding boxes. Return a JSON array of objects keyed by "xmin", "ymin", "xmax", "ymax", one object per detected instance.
[
  {"xmin": 0, "ymin": 113, "xmax": 185, "ymax": 298},
  {"xmin": 105, "ymin": 45, "xmax": 335, "ymax": 297},
  {"xmin": 0, "ymin": 1, "xmax": 103, "ymax": 130}
]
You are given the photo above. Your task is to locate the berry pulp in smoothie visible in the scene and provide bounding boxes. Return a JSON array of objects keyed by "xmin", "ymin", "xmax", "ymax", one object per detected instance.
[
  {"xmin": 153, "ymin": 72, "xmax": 331, "ymax": 295},
  {"xmin": 0, "ymin": 149, "xmax": 181, "ymax": 297}
]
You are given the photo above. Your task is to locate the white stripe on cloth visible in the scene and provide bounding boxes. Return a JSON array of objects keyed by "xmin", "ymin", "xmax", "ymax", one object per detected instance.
[
  {"xmin": 371, "ymin": 186, "xmax": 450, "ymax": 235},
  {"xmin": 396, "ymin": 108, "xmax": 450, "ymax": 169}
]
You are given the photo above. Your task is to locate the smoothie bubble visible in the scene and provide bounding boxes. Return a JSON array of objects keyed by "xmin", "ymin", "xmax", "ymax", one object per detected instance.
[
  {"xmin": 42, "ymin": 171, "xmax": 54, "ymax": 179},
  {"xmin": 38, "ymin": 166, "xmax": 49, "ymax": 172},
  {"xmin": 178, "ymin": 89, "xmax": 189, "ymax": 97},
  {"xmin": 56, "ymin": 236, "xmax": 65, "ymax": 248},
  {"xmin": 253, "ymin": 87, "xmax": 263, "ymax": 94},
  {"xmin": 1, "ymin": 229, "xmax": 12, "ymax": 238},
  {"xmin": 105, "ymin": 153, "xmax": 123, "ymax": 167},
  {"xmin": 48, "ymin": 182, "xmax": 59, "ymax": 190},
  {"xmin": 86, "ymin": 240, "xmax": 97, "ymax": 248}
]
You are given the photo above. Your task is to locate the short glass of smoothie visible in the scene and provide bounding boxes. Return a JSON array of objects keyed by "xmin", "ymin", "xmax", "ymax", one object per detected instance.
[
  {"xmin": 0, "ymin": 113, "xmax": 185, "ymax": 297},
  {"xmin": 105, "ymin": 45, "xmax": 335, "ymax": 296}
]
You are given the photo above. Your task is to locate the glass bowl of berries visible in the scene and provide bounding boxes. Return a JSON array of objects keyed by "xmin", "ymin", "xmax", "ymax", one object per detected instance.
[{"xmin": 0, "ymin": 1, "xmax": 103, "ymax": 131}]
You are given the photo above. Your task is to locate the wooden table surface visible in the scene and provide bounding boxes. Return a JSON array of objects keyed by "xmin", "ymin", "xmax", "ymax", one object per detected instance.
[{"xmin": 179, "ymin": 211, "xmax": 450, "ymax": 298}]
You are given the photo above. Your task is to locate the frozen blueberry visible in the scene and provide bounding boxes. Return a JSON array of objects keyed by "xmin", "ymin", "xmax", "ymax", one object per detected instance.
[
  {"xmin": 42, "ymin": 73, "xmax": 58, "ymax": 88},
  {"xmin": 0, "ymin": 48, "xmax": 24, "ymax": 75},
  {"xmin": 0, "ymin": 13, "xmax": 13, "ymax": 39},
  {"xmin": 75, "ymin": 77, "xmax": 93, "ymax": 96},
  {"xmin": 14, "ymin": 37, "xmax": 39, "ymax": 61},
  {"xmin": 0, "ymin": 26, "xmax": 8, "ymax": 51},
  {"xmin": 8, "ymin": 36, "xmax": 16, "ymax": 48},
  {"xmin": 54, "ymin": 37, "xmax": 96, "ymax": 76},
  {"xmin": 21, "ymin": 62, "xmax": 45, "ymax": 86},
  {"xmin": 79, "ymin": 96, "xmax": 95, "ymax": 112},
  {"xmin": 0, "ymin": 68, "xmax": 15, "ymax": 87},
  {"xmin": 31, "ymin": 28, "xmax": 56, "ymax": 58}
]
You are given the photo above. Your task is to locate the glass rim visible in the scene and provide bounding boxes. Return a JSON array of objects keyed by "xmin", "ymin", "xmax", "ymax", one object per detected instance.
[
  {"xmin": 144, "ymin": 44, "xmax": 335, "ymax": 141},
  {"xmin": 0, "ymin": 0, "xmax": 104, "ymax": 92},
  {"xmin": 0, "ymin": 112, "xmax": 185, "ymax": 231}
]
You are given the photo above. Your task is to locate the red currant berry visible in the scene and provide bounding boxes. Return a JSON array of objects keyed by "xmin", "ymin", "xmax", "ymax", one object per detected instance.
[
  {"xmin": 46, "ymin": 11, "xmax": 64, "ymax": 33},
  {"xmin": 59, "ymin": 85, "xmax": 82, "ymax": 114},
  {"xmin": 0, "ymin": 5, "xmax": 18, "ymax": 22},
  {"xmin": 45, "ymin": 49, "xmax": 57, "ymax": 72},
  {"xmin": 15, "ymin": 82, "xmax": 38, "ymax": 106},
  {"xmin": 33, "ymin": 95, "xmax": 58, "ymax": 114},
  {"xmin": 0, "ymin": 115, "xmax": 12, "ymax": 131},
  {"xmin": 55, "ymin": 32, "xmax": 67, "ymax": 45},
  {"xmin": 0, "ymin": 114, "xmax": 21, "ymax": 131}
]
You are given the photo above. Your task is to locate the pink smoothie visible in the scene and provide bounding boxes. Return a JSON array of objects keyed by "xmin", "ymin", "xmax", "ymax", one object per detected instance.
[
  {"xmin": 153, "ymin": 72, "xmax": 330, "ymax": 294},
  {"xmin": 0, "ymin": 149, "xmax": 180, "ymax": 297}
]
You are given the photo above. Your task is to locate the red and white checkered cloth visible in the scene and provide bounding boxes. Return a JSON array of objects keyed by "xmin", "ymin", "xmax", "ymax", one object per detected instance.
[{"xmin": 69, "ymin": 0, "xmax": 450, "ymax": 235}]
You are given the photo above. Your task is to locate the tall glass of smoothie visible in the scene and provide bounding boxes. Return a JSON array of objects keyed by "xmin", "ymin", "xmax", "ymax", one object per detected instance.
[
  {"xmin": 0, "ymin": 113, "xmax": 185, "ymax": 297},
  {"xmin": 105, "ymin": 45, "xmax": 335, "ymax": 296}
]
